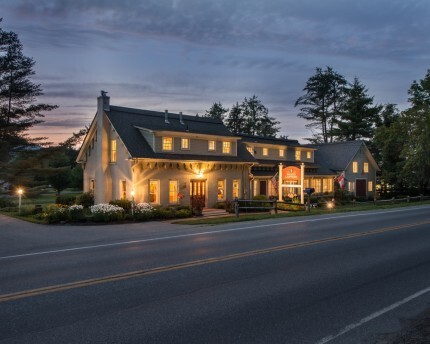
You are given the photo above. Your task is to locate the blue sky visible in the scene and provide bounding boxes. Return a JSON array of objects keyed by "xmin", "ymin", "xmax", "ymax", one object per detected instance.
[{"xmin": 2, "ymin": 0, "xmax": 429, "ymax": 143}]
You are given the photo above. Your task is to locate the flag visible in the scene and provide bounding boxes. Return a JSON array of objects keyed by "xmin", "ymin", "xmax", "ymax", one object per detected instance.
[
  {"xmin": 271, "ymin": 172, "xmax": 279, "ymax": 191},
  {"xmin": 337, "ymin": 172, "xmax": 345, "ymax": 189}
]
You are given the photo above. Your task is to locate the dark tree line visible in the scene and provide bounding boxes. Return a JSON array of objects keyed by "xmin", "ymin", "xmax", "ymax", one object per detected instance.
[{"xmin": 205, "ymin": 95, "xmax": 280, "ymax": 138}]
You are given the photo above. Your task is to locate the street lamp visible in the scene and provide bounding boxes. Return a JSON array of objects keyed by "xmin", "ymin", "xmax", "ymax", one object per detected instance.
[
  {"xmin": 17, "ymin": 188, "xmax": 23, "ymax": 215},
  {"xmin": 130, "ymin": 189, "xmax": 135, "ymax": 216}
]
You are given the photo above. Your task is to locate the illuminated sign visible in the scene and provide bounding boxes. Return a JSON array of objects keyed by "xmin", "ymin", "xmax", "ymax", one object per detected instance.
[{"xmin": 282, "ymin": 166, "xmax": 301, "ymax": 183}]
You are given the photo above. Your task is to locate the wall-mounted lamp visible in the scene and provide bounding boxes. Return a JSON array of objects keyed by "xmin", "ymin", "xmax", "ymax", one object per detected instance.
[{"xmin": 197, "ymin": 171, "xmax": 204, "ymax": 179}]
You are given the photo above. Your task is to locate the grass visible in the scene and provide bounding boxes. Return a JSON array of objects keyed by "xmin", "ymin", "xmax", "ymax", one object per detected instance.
[{"xmin": 173, "ymin": 200, "xmax": 430, "ymax": 225}]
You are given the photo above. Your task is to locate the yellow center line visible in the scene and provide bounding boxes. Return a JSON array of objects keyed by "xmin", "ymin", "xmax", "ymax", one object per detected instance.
[{"xmin": 1, "ymin": 220, "xmax": 429, "ymax": 303}]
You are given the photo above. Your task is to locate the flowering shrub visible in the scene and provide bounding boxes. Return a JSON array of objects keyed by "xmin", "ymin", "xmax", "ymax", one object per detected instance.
[
  {"xmin": 133, "ymin": 202, "xmax": 154, "ymax": 220},
  {"xmin": 68, "ymin": 204, "xmax": 85, "ymax": 222},
  {"xmin": 43, "ymin": 204, "xmax": 69, "ymax": 223},
  {"xmin": 90, "ymin": 203, "xmax": 124, "ymax": 222}
]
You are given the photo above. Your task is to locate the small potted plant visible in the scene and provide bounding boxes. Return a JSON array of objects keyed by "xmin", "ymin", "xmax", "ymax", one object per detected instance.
[{"xmin": 190, "ymin": 195, "xmax": 205, "ymax": 216}]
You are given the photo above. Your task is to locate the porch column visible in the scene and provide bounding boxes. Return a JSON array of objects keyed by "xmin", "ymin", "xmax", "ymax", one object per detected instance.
[
  {"xmin": 300, "ymin": 163, "xmax": 305, "ymax": 204},
  {"xmin": 278, "ymin": 163, "xmax": 283, "ymax": 201}
]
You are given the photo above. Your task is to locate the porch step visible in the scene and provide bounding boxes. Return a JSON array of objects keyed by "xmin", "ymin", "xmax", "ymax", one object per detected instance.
[{"xmin": 201, "ymin": 208, "xmax": 229, "ymax": 217}]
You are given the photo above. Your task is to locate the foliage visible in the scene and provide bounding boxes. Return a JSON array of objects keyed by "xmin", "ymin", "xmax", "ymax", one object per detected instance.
[
  {"xmin": 204, "ymin": 102, "xmax": 229, "ymax": 121},
  {"xmin": 76, "ymin": 192, "xmax": 94, "ymax": 208},
  {"xmin": 133, "ymin": 202, "xmax": 155, "ymax": 220},
  {"xmin": 0, "ymin": 21, "xmax": 57, "ymax": 163},
  {"xmin": 295, "ymin": 66, "xmax": 347, "ymax": 143},
  {"xmin": 55, "ymin": 194, "xmax": 76, "ymax": 206},
  {"xmin": 109, "ymin": 199, "xmax": 132, "ymax": 212},
  {"xmin": 0, "ymin": 197, "xmax": 15, "ymax": 208},
  {"xmin": 335, "ymin": 77, "xmax": 382, "ymax": 141},
  {"xmin": 240, "ymin": 95, "xmax": 280, "ymax": 137},
  {"xmin": 68, "ymin": 204, "xmax": 85, "ymax": 222},
  {"xmin": 224, "ymin": 102, "xmax": 245, "ymax": 134},
  {"xmin": 190, "ymin": 195, "xmax": 205, "ymax": 215},
  {"xmin": 43, "ymin": 204, "xmax": 69, "ymax": 223},
  {"xmin": 90, "ymin": 203, "xmax": 124, "ymax": 222}
]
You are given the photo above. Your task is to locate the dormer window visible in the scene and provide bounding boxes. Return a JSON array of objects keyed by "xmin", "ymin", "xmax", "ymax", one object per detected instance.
[
  {"xmin": 306, "ymin": 151, "xmax": 312, "ymax": 159},
  {"xmin": 181, "ymin": 138, "xmax": 190, "ymax": 150},
  {"xmin": 222, "ymin": 141, "xmax": 231, "ymax": 154},
  {"xmin": 279, "ymin": 149, "xmax": 285, "ymax": 157},
  {"xmin": 163, "ymin": 137, "xmax": 173, "ymax": 151},
  {"xmin": 208, "ymin": 140, "xmax": 216, "ymax": 151},
  {"xmin": 247, "ymin": 146, "xmax": 253, "ymax": 155},
  {"xmin": 295, "ymin": 150, "xmax": 301, "ymax": 161},
  {"xmin": 262, "ymin": 148, "xmax": 269, "ymax": 156}
]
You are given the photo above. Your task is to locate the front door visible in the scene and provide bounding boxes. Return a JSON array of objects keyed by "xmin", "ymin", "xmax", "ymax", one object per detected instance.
[
  {"xmin": 190, "ymin": 180, "xmax": 206, "ymax": 207},
  {"xmin": 259, "ymin": 180, "xmax": 267, "ymax": 196},
  {"xmin": 356, "ymin": 179, "xmax": 366, "ymax": 197}
]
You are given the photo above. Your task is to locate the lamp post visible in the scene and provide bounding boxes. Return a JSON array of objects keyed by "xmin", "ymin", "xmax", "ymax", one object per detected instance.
[
  {"xmin": 17, "ymin": 188, "xmax": 23, "ymax": 215},
  {"xmin": 130, "ymin": 189, "xmax": 135, "ymax": 217}
]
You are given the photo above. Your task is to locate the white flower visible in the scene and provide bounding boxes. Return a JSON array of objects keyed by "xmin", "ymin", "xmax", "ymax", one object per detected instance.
[
  {"xmin": 134, "ymin": 202, "xmax": 154, "ymax": 213},
  {"xmin": 69, "ymin": 205, "xmax": 84, "ymax": 211},
  {"xmin": 90, "ymin": 203, "xmax": 124, "ymax": 214}
]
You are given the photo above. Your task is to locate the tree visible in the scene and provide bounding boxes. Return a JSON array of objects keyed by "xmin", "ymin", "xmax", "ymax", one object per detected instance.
[
  {"xmin": 335, "ymin": 77, "xmax": 382, "ymax": 141},
  {"xmin": 224, "ymin": 102, "xmax": 245, "ymax": 134},
  {"xmin": 0, "ymin": 21, "xmax": 57, "ymax": 163},
  {"xmin": 295, "ymin": 67, "xmax": 347, "ymax": 143},
  {"xmin": 241, "ymin": 95, "xmax": 280, "ymax": 137},
  {"xmin": 204, "ymin": 102, "xmax": 228, "ymax": 121}
]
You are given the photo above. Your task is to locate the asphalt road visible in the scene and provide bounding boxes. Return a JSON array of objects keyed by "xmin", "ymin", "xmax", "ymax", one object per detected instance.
[{"xmin": 1, "ymin": 205, "xmax": 430, "ymax": 343}]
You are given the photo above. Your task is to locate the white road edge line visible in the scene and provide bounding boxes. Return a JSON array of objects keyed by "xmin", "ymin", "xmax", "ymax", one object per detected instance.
[
  {"xmin": 315, "ymin": 286, "xmax": 430, "ymax": 344},
  {"xmin": 1, "ymin": 206, "xmax": 428, "ymax": 261}
]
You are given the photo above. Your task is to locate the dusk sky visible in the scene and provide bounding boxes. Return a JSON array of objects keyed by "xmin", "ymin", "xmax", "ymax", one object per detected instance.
[{"xmin": 2, "ymin": 0, "xmax": 429, "ymax": 144}]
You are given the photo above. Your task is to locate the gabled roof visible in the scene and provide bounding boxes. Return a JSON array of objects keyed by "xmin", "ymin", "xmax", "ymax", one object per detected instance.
[
  {"xmin": 307, "ymin": 140, "xmax": 380, "ymax": 173},
  {"xmin": 105, "ymin": 106, "xmax": 256, "ymax": 162}
]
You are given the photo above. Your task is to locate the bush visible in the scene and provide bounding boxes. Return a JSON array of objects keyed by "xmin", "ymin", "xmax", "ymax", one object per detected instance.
[
  {"xmin": 68, "ymin": 205, "xmax": 85, "ymax": 222},
  {"xmin": 90, "ymin": 203, "xmax": 124, "ymax": 222},
  {"xmin": 175, "ymin": 208, "xmax": 192, "ymax": 218},
  {"xmin": 335, "ymin": 189, "xmax": 353, "ymax": 204},
  {"xmin": 43, "ymin": 205, "xmax": 69, "ymax": 223},
  {"xmin": 110, "ymin": 199, "xmax": 132, "ymax": 212},
  {"xmin": 154, "ymin": 207, "xmax": 176, "ymax": 219},
  {"xmin": 191, "ymin": 196, "xmax": 205, "ymax": 215},
  {"xmin": 0, "ymin": 198, "xmax": 16, "ymax": 208},
  {"xmin": 76, "ymin": 192, "xmax": 94, "ymax": 208},
  {"xmin": 133, "ymin": 202, "xmax": 154, "ymax": 221},
  {"xmin": 56, "ymin": 195, "xmax": 76, "ymax": 206}
]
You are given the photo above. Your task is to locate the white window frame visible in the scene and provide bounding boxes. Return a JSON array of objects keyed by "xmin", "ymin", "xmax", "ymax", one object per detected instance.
[
  {"xmin": 208, "ymin": 140, "xmax": 216, "ymax": 151},
  {"xmin": 181, "ymin": 138, "xmax": 190, "ymax": 150},
  {"xmin": 353, "ymin": 161, "xmax": 358, "ymax": 173},
  {"xmin": 306, "ymin": 151, "xmax": 312, "ymax": 159},
  {"xmin": 295, "ymin": 150, "xmax": 301, "ymax": 161},
  {"xmin": 110, "ymin": 139, "xmax": 117, "ymax": 163},
  {"xmin": 232, "ymin": 179, "xmax": 240, "ymax": 199},
  {"xmin": 279, "ymin": 149, "xmax": 284, "ymax": 157},
  {"xmin": 368, "ymin": 180, "xmax": 373, "ymax": 192},
  {"xmin": 149, "ymin": 180, "xmax": 160, "ymax": 205},
  {"xmin": 217, "ymin": 179, "xmax": 226, "ymax": 200},
  {"xmin": 363, "ymin": 162, "xmax": 369, "ymax": 173},
  {"xmin": 169, "ymin": 180, "xmax": 179, "ymax": 204},
  {"xmin": 262, "ymin": 147, "xmax": 269, "ymax": 156},
  {"xmin": 222, "ymin": 141, "xmax": 231, "ymax": 154},
  {"xmin": 162, "ymin": 137, "xmax": 173, "ymax": 151}
]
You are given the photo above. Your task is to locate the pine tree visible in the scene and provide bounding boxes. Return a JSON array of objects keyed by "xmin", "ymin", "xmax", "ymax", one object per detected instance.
[
  {"xmin": 204, "ymin": 102, "xmax": 228, "ymax": 121},
  {"xmin": 241, "ymin": 95, "xmax": 279, "ymax": 137},
  {"xmin": 224, "ymin": 102, "xmax": 245, "ymax": 134},
  {"xmin": 0, "ymin": 21, "xmax": 57, "ymax": 163}
]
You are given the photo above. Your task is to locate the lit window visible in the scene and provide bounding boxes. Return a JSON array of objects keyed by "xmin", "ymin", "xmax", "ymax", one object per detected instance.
[
  {"xmin": 348, "ymin": 181, "xmax": 355, "ymax": 192},
  {"xmin": 363, "ymin": 162, "xmax": 369, "ymax": 173},
  {"xmin": 169, "ymin": 180, "xmax": 178, "ymax": 203},
  {"xmin": 368, "ymin": 181, "xmax": 373, "ymax": 192},
  {"xmin": 353, "ymin": 161, "xmax": 358, "ymax": 173},
  {"xmin": 247, "ymin": 146, "xmax": 253, "ymax": 155},
  {"xmin": 111, "ymin": 139, "xmax": 117, "ymax": 162},
  {"xmin": 181, "ymin": 138, "xmax": 189, "ymax": 150},
  {"xmin": 222, "ymin": 141, "xmax": 231, "ymax": 154},
  {"xmin": 217, "ymin": 179, "xmax": 225, "ymax": 200},
  {"xmin": 162, "ymin": 137, "xmax": 173, "ymax": 151},
  {"xmin": 295, "ymin": 150, "xmax": 301, "ymax": 161},
  {"xmin": 121, "ymin": 180, "xmax": 127, "ymax": 199},
  {"xmin": 279, "ymin": 149, "xmax": 284, "ymax": 157},
  {"xmin": 307, "ymin": 151, "xmax": 312, "ymax": 159},
  {"xmin": 149, "ymin": 180, "xmax": 160, "ymax": 204},
  {"xmin": 263, "ymin": 147, "xmax": 269, "ymax": 156},
  {"xmin": 233, "ymin": 179, "xmax": 240, "ymax": 198},
  {"xmin": 208, "ymin": 140, "xmax": 216, "ymax": 151}
]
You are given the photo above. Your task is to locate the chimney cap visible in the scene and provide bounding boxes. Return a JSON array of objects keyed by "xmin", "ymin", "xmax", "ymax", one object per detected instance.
[{"xmin": 101, "ymin": 90, "xmax": 108, "ymax": 97}]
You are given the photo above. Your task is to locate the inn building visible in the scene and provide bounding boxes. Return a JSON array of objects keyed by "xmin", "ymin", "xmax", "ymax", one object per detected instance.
[{"xmin": 76, "ymin": 93, "xmax": 379, "ymax": 206}]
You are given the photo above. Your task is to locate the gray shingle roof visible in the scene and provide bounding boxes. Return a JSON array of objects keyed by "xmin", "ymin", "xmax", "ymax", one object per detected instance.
[
  {"xmin": 237, "ymin": 133, "xmax": 300, "ymax": 146},
  {"xmin": 307, "ymin": 141, "xmax": 364, "ymax": 173},
  {"xmin": 106, "ymin": 106, "xmax": 256, "ymax": 162}
]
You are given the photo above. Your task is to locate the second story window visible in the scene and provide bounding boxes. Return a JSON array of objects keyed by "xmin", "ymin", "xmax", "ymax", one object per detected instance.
[
  {"xmin": 306, "ymin": 151, "xmax": 312, "ymax": 159},
  {"xmin": 363, "ymin": 162, "xmax": 369, "ymax": 173},
  {"xmin": 279, "ymin": 149, "xmax": 284, "ymax": 157},
  {"xmin": 181, "ymin": 138, "xmax": 190, "ymax": 150},
  {"xmin": 110, "ymin": 139, "xmax": 117, "ymax": 162},
  {"xmin": 262, "ymin": 148, "xmax": 269, "ymax": 156},
  {"xmin": 295, "ymin": 150, "xmax": 301, "ymax": 161},
  {"xmin": 163, "ymin": 137, "xmax": 173, "ymax": 151},
  {"xmin": 247, "ymin": 146, "xmax": 253, "ymax": 155},
  {"xmin": 353, "ymin": 161, "xmax": 358, "ymax": 173},
  {"xmin": 222, "ymin": 141, "xmax": 231, "ymax": 154},
  {"xmin": 208, "ymin": 140, "xmax": 216, "ymax": 151}
]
